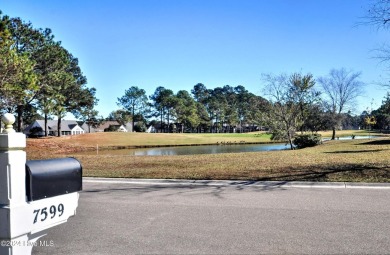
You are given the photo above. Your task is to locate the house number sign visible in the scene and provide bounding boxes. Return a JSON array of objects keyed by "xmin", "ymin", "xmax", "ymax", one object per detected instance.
[{"xmin": 33, "ymin": 204, "xmax": 64, "ymax": 224}]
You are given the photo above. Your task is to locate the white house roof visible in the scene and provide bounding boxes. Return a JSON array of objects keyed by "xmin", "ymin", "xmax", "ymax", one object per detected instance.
[
  {"xmin": 82, "ymin": 121, "xmax": 133, "ymax": 132},
  {"xmin": 25, "ymin": 120, "xmax": 82, "ymax": 133}
]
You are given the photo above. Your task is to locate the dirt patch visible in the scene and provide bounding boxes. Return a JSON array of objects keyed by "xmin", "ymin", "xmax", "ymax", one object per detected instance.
[{"xmin": 27, "ymin": 137, "xmax": 94, "ymax": 158}]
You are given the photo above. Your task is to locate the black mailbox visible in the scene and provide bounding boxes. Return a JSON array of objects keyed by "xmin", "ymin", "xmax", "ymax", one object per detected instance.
[{"xmin": 26, "ymin": 157, "xmax": 82, "ymax": 201}]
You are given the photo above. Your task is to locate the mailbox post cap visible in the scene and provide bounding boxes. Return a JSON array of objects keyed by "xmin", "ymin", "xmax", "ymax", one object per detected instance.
[{"xmin": 2, "ymin": 113, "xmax": 16, "ymax": 133}]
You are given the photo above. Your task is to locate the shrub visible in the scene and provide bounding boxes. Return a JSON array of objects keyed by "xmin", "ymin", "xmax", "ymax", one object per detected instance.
[
  {"xmin": 104, "ymin": 125, "xmax": 118, "ymax": 132},
  {"xmin": 29, "ymin": 126, "xmax": 44, "ymax": 137},
  {"xmin": 293, "ymin": 134, "xmax": 322, "ymax": 149},
  {"xmin": 134, "ymin": 122, "xmax": 146, "ymax": 132}
]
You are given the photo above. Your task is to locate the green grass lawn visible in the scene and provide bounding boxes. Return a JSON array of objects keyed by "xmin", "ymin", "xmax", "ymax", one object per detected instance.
[{"xmin": 26, "ymin": 130, "xmax": 390, "ymax": 182}]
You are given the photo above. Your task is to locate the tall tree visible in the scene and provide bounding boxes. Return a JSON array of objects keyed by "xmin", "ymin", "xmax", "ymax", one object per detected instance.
[
  {"xmin": 149, "ymin": 86, "xmax": 165, "ymax": 132},
  {"xmin": 149, "ymin": 86, "xmax": 175, "ymax": 132},
  {"xmin": 289, "ymin": 73, "xmax": 321, "ymax": 132},
  {"xmin": 195, "ymin": 102, "xmax": 210, "ymax": 132},
  {"xmin": 35, "ymin": 42, "xmax": 68, "ymax": 136},
  {"xmin": 56, "ymin": 51, "xmax": 90, "ymax": 137},
  {"xmin": 107, "ymin": 109, "xmax": 132, "ymax": 126},
  {"xmin": 162, "ymin": 89, "xmax": 176, "ymax": 132},
  {"xmin": 175, "ymin": 90, "xmax": 199, "ymax": 132},
  {"xmin": 221, "ymin": 85, "xmax": 239, "ymax": 132},
  {"xmin": 1, "ymin": 12, "xmax": 94, "ymax": 136},
  {"xmin": 245, "ymin": 93, "xmax": 269, "ymax": 132},
  {"xmin": 35, "ymin": 44, "xmax": 73, "ymax": 137},
  {"xmin": 262, "ymin": 73, "xmax": 317, "ymax": 149},
  {"xmin": 191, "ymin": 83, "xmax": 212, "ymax": 131},
  {"xmin": 52, "ymin": 70, "xmax": 75, "ymax": 136},
  {"xmin": 372, "ymin": 92, "xmax": 390, "ymax": 130},
  {"xmin": 301, "ymin": 103, "xmax": 329, "ymax": 132},
  {"xmin": 208, "ymin": 87, "xmax": 228, "ymax": 133},
  {"xmin": 0, "ymin": 16, "xmax": 38, "ymax": 127},
  {"xmin": 318, "ymin": 68, "xmax": 365, "ymax": 140},
  {"xmin": 4, "ymin": 14, "xmax": 53, "ymax": 131},
  {"xmin": 191, "ymin": 83, "xmax": 209, "ymax": 103},
  {"xmin": 37, "ymin": 45, "xmax": 91, "ymax": 137},
  {"xmin": 117, "ymin": 86, "xmax": 148, "ymax": 132},
  {"xmin": 235, "ymin": 85, "xmax": 251, "ymax": 132}
]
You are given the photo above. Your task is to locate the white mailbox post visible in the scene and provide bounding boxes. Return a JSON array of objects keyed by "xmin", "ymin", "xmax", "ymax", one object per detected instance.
[{"xmin": 0, "ymin": 114, "xmax": 81, "ymax": 255}]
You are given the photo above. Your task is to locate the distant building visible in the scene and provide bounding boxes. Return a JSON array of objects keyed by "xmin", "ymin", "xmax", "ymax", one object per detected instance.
[
  {"xmin": 146, "ymin": 125, "xmax": 156, "ymax": 133},
  {"xmin": 81, "ymin": 121, "xmax": 132, "ymax": 133},
  {"xmin": 24, "ymin": 120, "xmax": 85, "ymax": 137}
]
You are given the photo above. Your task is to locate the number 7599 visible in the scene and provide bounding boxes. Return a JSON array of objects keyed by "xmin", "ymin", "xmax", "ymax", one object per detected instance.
[{"xmin": 33, "ymin": 204, "xmax": 64, "ymax": 224}]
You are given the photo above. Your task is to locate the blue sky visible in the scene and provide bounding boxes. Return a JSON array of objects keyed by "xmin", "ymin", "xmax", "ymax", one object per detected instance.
[{"xmin": 2, "ymin": 0, "xmax": 390, "ymax": 118}]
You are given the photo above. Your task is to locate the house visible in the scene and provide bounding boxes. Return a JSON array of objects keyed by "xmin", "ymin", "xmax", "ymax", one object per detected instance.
[
  {"xmin": 81, "ymin": 121, "xmax": 132, "ymax": 133},
  {"xmin": 146, "ymin": 125, "xmax": 156, "ymax": 133},
  {"xmin": 24, "ymin": 120, "xmax": 85, "ymax": 137}
]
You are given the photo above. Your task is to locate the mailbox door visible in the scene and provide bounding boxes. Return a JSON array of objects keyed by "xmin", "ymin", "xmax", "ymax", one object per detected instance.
[{"xmin": 26, "ymin": 158, "xmax": 82, "ymax": 201}]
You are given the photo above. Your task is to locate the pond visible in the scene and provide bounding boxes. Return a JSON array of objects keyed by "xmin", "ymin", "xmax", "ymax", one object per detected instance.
[
  {"xmin": 81, "ymin": 135, "xmax": 380, "ymax": 156},
  {"xmin": 88, "ymin": 143, "xmax": 291, "ymax": 156},
  {"xmin": 132, "ymin": 143, "xmax": 291, "ymax": 156}
]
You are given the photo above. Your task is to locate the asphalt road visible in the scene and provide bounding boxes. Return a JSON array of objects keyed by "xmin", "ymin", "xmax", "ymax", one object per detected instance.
[{"xmin": 33, "ymin": 179, "xmax": 390, "ymax": 255}]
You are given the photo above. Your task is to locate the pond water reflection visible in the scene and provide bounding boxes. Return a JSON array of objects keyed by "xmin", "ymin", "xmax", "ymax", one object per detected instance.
[
  {"xmin": 81, "ymin": 135, "xmax": 379, "ymax": 156},
  {"xmin": 132, "ymin": 143, "xmax": 291, "ymax": 156},
  {"xmin": 129, "ymin": 136, "xmax": 377, "ymax": 155}
]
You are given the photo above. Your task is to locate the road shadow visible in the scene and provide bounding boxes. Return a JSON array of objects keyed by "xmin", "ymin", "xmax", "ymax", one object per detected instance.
[
  {"xmin": 81, "ymin": 161, "xmax": 390, "ymax": 197},
  {"xmin": 81, "ymin": 179, "xmax": 291, "ymax": 200},
  {"xmin": 360, "ymin": 139, "xmax": 390, "ymax": 145},
  {"xmin": 324, "ymin": 149, "xmax": 385, "ymax": 153},
  {"xmin": 323, "ymin": 138, "xmax": 390, "ymax": 154},
  {"xmin": 253, "ymin": 164, "xmax": 390, "ymax": 182}
]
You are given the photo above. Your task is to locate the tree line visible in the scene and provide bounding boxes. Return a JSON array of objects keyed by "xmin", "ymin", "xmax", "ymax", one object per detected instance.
[
  {"xmin": 114, "ymin": 68, "xmax": 369, "ymax": 147},
  {"xmin": 116, "ymin": 84, "xmax": 268, "ymax": 134},
  {"xmin": 0, "ymin": 11, "xmax": 98, "ymax": 136}
]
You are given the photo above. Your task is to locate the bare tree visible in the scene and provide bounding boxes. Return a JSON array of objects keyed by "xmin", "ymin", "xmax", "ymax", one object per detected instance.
[
  {"xmin": 363, "ymin": 0, "xmax": 390, "ymax": 29},
  {"xmin": 262, "ymin": 73, "xmax": 317, "ymax": 150},
  {"xmin": 318, "ymin": 68, "xmax": 365, "ymax": 140},
  {"xmin": 361, "ymin": 0, "xmax": 390, "ymax": 89}
]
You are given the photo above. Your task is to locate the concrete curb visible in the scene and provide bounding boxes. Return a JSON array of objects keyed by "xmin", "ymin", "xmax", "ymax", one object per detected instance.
[{"xmin": 83, "ymin": 177, "xmax": 390, "ymax": 190}]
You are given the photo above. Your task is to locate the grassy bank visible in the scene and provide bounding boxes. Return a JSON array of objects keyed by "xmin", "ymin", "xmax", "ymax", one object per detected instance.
[
  {"xmin": 26, "ymin": 131, "xmax": 390, "ymax": 182},
  {"xmin": 26, "ymin": 129, "xmax": 374, "ymax": 152}
]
